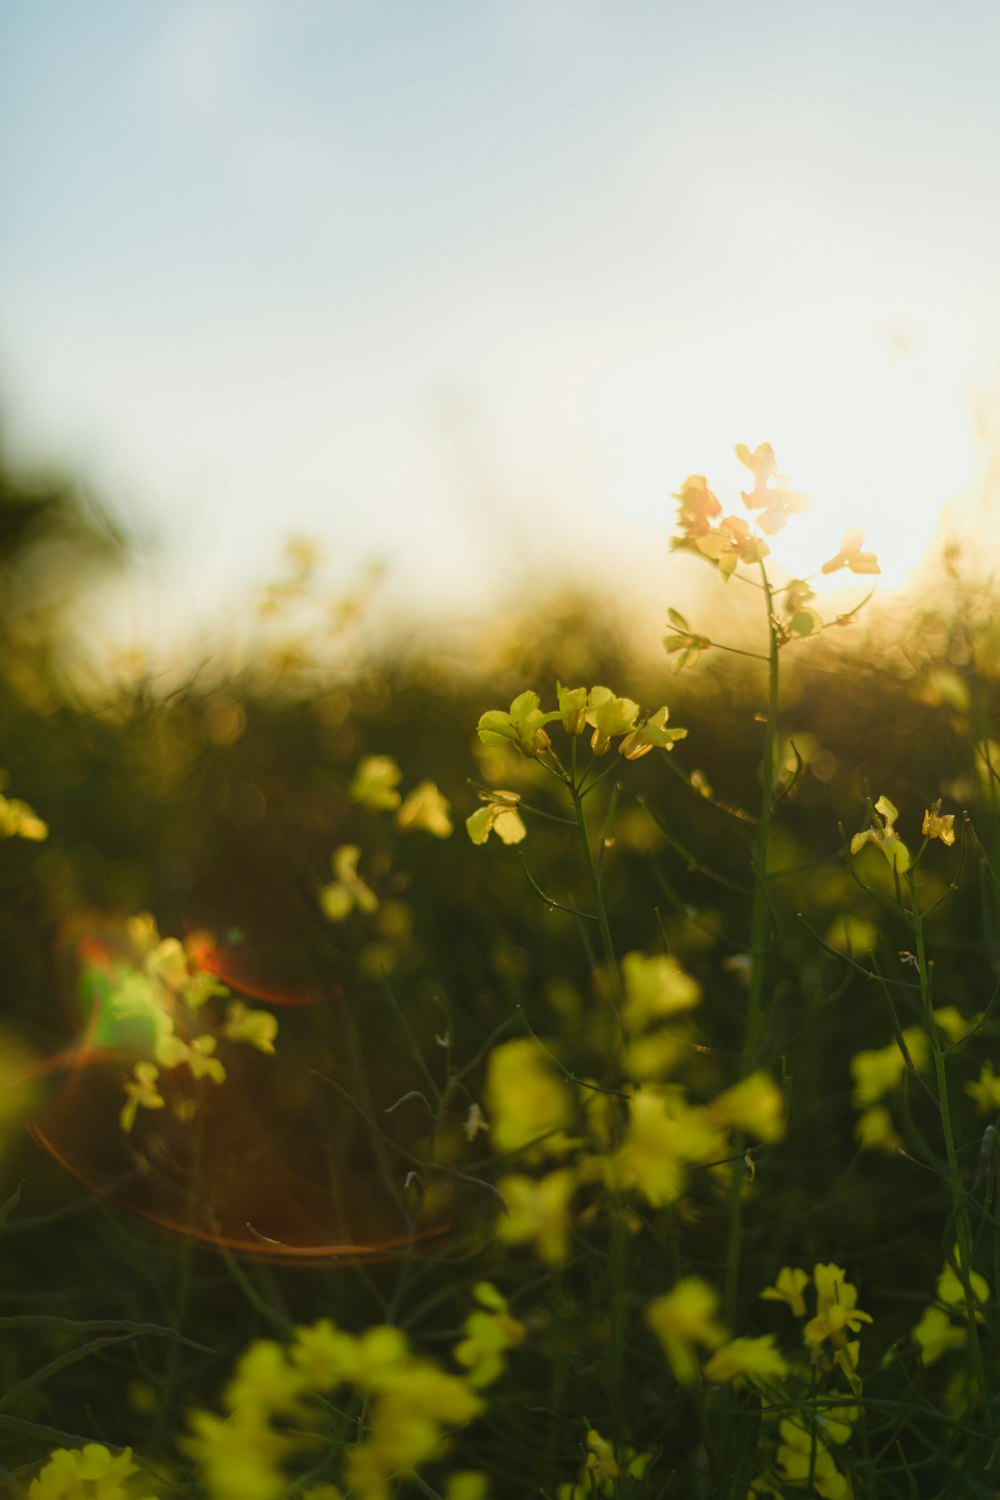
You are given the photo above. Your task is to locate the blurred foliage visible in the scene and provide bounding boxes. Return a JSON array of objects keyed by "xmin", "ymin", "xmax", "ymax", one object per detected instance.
[{"xmin": 2, "ymin": 436, "xmax": 1000, "ymax": 1496}]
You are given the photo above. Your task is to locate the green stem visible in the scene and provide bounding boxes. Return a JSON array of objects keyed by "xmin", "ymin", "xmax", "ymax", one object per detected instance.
[
  {"xmin": 725, "ymin": 566, "xmax": 781, "ymax": 1330},
  {"xmin": 913, "ymin": 902, "xmax": 992, "ymax": 1421}
]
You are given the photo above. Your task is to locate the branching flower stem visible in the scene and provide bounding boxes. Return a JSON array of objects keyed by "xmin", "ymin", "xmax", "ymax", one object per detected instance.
[{"xmin": 725, "ymin": 562, "xmax": 781, "ymax": 1330}]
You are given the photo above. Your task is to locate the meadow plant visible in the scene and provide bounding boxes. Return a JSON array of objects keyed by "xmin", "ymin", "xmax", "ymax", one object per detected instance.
[{"xmin": 8, "ymin": 446, "xmax": 1000, "ymax": 1498}]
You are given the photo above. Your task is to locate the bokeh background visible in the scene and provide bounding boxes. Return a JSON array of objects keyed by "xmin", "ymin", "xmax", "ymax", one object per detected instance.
[{"xmin": 3, "ymin": 0, "xmax": 1000, "ymax": 663}]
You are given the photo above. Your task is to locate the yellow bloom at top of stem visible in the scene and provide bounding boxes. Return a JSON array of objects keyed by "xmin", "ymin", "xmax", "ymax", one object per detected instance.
[
  {"xmin": 620, "ymin": 951, "xmax": 701, "ymax": 1032},
  {"xmin": 476, "ymin": 690, "xmax": 561, "ymax": 756},
  {"xmin": 695, "ymin": 514, "xmax": 769, "ymax": 579},
  {"xmin": 466, "ymin": 790, "xmax": 527, "ymax": 847},
  {"xmin": 735, "ymin": 442, "xmax": 809, "ymax": 535},
  {"xmin": 821, "ymin": 528, "xmax": 880, "ymax": 576},
  {"xmin": 557, "ymin": 682, "xmax": 589, "ymax": 735},
  {"xmin": 850, "ymin": 794, "xmax": 910, "ymax": 873},
  {"xmin": 584, "ymin": 686, "xmax": 640, "ymax": 755},
  {"xmin": 349, "ymin": 754, "xmax": 402, "ymax": 811},
  {"xmin": 290, "ymin": 1318, "xmax": 359, "ymax": 1391},
  {"xmin": 922, "ymin": 800, "xmax": 956, "ymax": 845},
  {"xmin": 396, "ymin": 779, "xmax": 453, "ymax": 837},
  {"xmin": 849, "ymin": 1026, "xmax": 928, "ymax": 1108},
  {"xmin": 672, "ymin": 474, "xmax": 722, "ymax": 539},
  {"xmin": 804, "ymin": 1264, "xmax": 872, "ymax": 1352},
  {"xmin": 647, "ymin": 1276, "xmax": 726, "ymax": 1384}
]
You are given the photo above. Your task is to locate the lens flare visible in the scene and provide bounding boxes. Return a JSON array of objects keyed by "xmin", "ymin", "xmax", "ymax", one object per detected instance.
[{"xmin": 29, "ymin": 915, "xmax": 456, "ymax": 1263}]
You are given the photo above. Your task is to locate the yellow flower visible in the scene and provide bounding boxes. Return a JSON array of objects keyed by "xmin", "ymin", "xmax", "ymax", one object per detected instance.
[
  {"xmin": 804, "ymin": 1264, "xmax": 872, "ymax": 1351},
  {"xmin": 466, "ymin": 789, "xmax": 527, "ymax": 846},
  {"xmin": 223, "ymin": 1000, "xmax": 278, "ymax": 1055},
  {"xmin": 28, "ymin": 1444, "xmax": 154, "ymax": 1500},
  {"xmin": 759, "ymin": 1266, "xmax": 810, "ymax": 1319},
  {"xmin": 702, "ymin": 1334, "xmax": 789, "ymax": 1385},
  {"xmin": 936, "ymin": 1247, "xmax": 989, "ymax": 1307},
  {"xmin": 496, "ymin": 1170, "xmax": 576, "ymax": 1266},
  {"xmin": 224, "ymin": 1339, "xmax": 308, "ymax": 1417},
  {"xmin": 618, "ymin": 706, "xmax": 688, "ymax": 760},
  {"xmin": 291, "ymin": 1319, "xmax": 358, "ymax": 1391},
  {"xmin": 647, "ymin": 1277, "xmax": 726, "ymax": 1383},
  {"xmin": 922, "ymin": 800, "xmax": 956, "ymax": 845},
  {"xmin": 120, "ymin": 1062, "xmax": 164, "ymax": 1133},
  {"xmin": 476, "ymin": 691, "xmax": 561, "ymax": 756},
  {"xmin": 350, "ymin": 754, "xmax": 402, "ymax": 811},
  {"xmin": 850, "ymin": 794, "xmax": 910, "ymax": 873},
  {"xmin": 707, "ymin": 1071, "xmax": 785, "ymax": 1143},
  {"xmin": 620, "ymin": 951, "xmax": 701, "ymax": 1032},
  {"xmin": 821, "ymin": 528, "xmax": 881, "ymax": 576},
  {"xmin": 557, "ymin": 682, "xmax": 589, "ymax": 735},
  {"xmin": 932, "ymin": 1006, "xmax": 978, "ymax": 1043},
  {"xmin": 611, "ymin": 1089, "xmax": 722, "ymax": 1207},
  {"xmin": 486, "ymin": 1039, "xmax": 575, "ymax": 1155},
  {"xmin": 0, "ymin": 791, "xmax": 47, "ymax": 841},
  {"xmin": 181, "ymin": 1408, "xmax": 291, "ymax": 1500},
  {"xmin": 854, "ymin": 1105, "xmax": 902, "ymax": 1153},
  {"xmin": 696, "ymin": 514, "xmax": 769, "ymax": 578},
  {"xmin": 320, "ymin": 845, "xmax": 378, "ymax": 920},
  {"xmin": 453, "ymin": 1283, "xmax": 526, "ymax": 1388},
  {"xmin": 735, "ymin": 442, "xmax": 809, "ymax": 535},
  {"xmin": 155, "ymin": 1032, "xmax": 227, "ymax": 1085},
  {"xmin": 776, "ymin": 1420, "xmax": 850, "ymax": 1500},
  {"xmin": 966, "ymin": 1061, "xmax": 1000, "ymax": 1113},
  {"xmin": 850, "ymin": 1026, "xmax": 928, "ymax": 1107},
  {"xmin": 584, "ymin": 687, "xmax": 640, "ymax": 755},
  {"xmin": 673, "ymin": 474, "xmax": 723, "ymax": 539},
  {"xmin": 444, "ymin": 1475, "xmax": 489, "ymax": 1500},
  {"xmin": 397, "ymin": 780, "xmax": 453, "ymax": 837},
  {"xmin": 914, "ymin": 1304, "xmax": 967, "ymax": 1364}
]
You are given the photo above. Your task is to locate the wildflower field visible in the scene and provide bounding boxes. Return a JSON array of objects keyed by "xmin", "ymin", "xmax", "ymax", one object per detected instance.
[{"xmin": 4, "ymin": 446, "xmax": 1000, "ymax": 1499}]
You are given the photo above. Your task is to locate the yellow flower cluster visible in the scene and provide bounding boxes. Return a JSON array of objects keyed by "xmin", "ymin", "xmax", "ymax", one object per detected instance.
[
  {"xmin": 913, "ymin": 1246, "xmax": 989, "ymax": 1364},
  {"xmin": 0, "ymin": 784, "xmax": 48, "ymax": 840},
  {"xmin": 350, "ymin": 754, "xmax": 453, "ymax": 837},
  {"xmin": 485, "ymin": 1026, "xmax": 785, "ymax": 1264},
  {"xmin": 475, "ymin": 686, "xmax": 686, "ymax": 767},
  {"xmin": 184, "ymin": 1297, "xmax": 520, "ymax": 1500},
  {"xmin": 29, "ymin": 1443, "xmax": 158, "ymax": 1500},
  {"xmin": 96, "ymin": 917, "xmax": 280, "ymax": 1135},
  {"xmin": 760, "ymin": 1263, "xmax": 871, "ymax": 1386},
  {"xmin": 647, "ymin": 1276, "xmax": 788, "ymax": 1388}
]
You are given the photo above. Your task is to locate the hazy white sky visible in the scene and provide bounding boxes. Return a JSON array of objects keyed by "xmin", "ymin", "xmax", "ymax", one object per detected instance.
[{"xmin": 2, "ymin": 1, "xmax": 1000, "ymax": 652}]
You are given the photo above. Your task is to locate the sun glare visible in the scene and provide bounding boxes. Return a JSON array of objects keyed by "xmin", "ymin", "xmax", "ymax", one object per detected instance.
[{"xmin": 708, "ymin": 346, "xmax": 977, "ymax": 595}]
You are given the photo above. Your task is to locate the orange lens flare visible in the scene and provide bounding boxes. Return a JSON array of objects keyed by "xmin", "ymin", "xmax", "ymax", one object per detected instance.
[{"xmin": 29, "ymin": 915, "xmax": 455, "ymax": 1264}]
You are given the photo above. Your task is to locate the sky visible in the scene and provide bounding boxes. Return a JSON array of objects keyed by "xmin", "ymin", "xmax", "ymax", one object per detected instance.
[{"xmin": 2, "ymin": 1, "xmax": 1000, "ymax": 659}]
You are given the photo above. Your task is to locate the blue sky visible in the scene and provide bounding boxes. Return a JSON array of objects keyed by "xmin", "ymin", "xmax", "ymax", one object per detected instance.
[{"xmin": 2, "ymin": 1, "xmax": 1000, "ymax": 651}]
